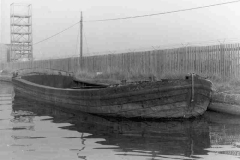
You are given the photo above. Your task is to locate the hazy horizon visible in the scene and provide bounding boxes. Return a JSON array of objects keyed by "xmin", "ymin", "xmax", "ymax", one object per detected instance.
[{"xmin": 1, "ymin": 0, "xmax": 240, "ymax": 59}]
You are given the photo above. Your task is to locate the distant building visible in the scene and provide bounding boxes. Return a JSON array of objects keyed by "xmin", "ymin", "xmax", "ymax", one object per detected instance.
[{"xmin": 0, "ymin": 44, "xmax": 10, "ymax": 63}]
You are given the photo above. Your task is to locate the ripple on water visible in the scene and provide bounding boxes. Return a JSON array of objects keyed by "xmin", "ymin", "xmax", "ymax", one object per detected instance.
[{"xmin": 2, "ymin": 82, "xmax": 240, "ymax": 159}]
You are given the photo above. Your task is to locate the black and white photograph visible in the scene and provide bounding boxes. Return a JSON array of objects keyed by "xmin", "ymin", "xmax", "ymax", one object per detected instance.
[{"xmin": 0, "ymin": 0, "xmax": 240, "ymax": 159}]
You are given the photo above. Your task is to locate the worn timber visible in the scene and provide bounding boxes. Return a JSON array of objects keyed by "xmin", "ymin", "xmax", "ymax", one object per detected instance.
[{"xmin": 12, "ymin": 73, "xmax": 213, "ymax": 119}]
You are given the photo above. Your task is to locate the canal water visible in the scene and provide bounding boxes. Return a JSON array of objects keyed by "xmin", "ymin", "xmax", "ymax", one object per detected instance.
[{"xmin": 1, "ymin": 82, "xmax": 240, "ymax": 160}]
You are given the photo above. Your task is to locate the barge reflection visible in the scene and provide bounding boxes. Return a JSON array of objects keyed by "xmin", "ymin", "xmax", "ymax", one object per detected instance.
[{"xmin": 13, "ymin": 92, "xmax": 210, "ymax": 159}]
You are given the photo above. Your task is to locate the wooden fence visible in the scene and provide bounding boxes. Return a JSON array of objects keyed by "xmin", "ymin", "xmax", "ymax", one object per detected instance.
[{"xmin": 1, "ymin": 43, "xmax": 240, "ymax": 80}]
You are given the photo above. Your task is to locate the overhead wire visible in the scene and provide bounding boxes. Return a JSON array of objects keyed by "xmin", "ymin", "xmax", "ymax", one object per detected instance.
[
  {"xmin": 32, "ymin": 0, "xmax": 240, "ymax": 46},
  {"xmin": 33, "ymin": 21, "xmax": 79, "ymax": 45},
  {"xmin": 85, "ymin": 0, "xmax": 240, "ymax": 22}
]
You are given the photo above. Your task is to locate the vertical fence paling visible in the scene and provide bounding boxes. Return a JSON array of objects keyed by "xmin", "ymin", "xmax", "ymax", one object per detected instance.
[
  {"xmin": 237, "ymin": 44, "xmax": 239, "ymax": 77},
  {"xmin": 238, "ymin": 44, "xmax": 240, "ymax": 77},
  {"xmin": 233, "ymin": 44, "xmax": 236, "ymax": 78},
  {"xmin": 2, "ymin": 43, "xmax": 240, "ymax": 79}
]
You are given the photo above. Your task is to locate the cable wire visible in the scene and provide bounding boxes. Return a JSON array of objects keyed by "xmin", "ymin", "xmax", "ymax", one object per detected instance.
[
  {"xmin": 85, "ymin": 0, "xmax": 240, "ymax": 22},
  {"xmin": 32, "ymin": 0, "xmax": 240, "ymax": 46},
  {"xmin": 33, "ymin": 21, "xmax": 79, "ymax": 45}
]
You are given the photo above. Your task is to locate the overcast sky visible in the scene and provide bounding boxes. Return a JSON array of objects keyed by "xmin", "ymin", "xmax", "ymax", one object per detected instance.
[{"xmin": 1, "ymin": 0, "xmax": 240, "ymax": 59}]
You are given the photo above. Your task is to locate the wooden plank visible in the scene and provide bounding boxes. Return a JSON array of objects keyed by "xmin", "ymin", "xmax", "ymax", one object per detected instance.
[
  {"xmin": 219, "ymin": 44, "xmax": 222, "ymax": 78},
  {"xmin": 217, "ymin": 44, "xmax": 220, "ymax": 77},
  {"xmin": 176, "ymin": 48, "xmax": 179, "ymax": 73},
  {"xmin": 234, "ymin": 43, "xmax": 236, "ymax": 78},
  {"xmin": 168, "ymin": 49, "xmax": 171, "ymax": 74},
  {"xmin": 209, "ymin": 46, "xmax": 212, "ymax": 75},
  {"xmin": 230, "ymin": 44, "xmax": 233, "ymax": 78},
  {"xmin": 224, "ymin": 44, "xmax": 229, "ymax": 78},
  {"xmin": 172, "ymin": 49, "xmax": 175, "ymax": 73},
  {"xmin": 189, "ymin": 46, "xmax": 192, "ymax": 73},
  {"xmin": 184, "ymin": 47, "xmax": 187, "ymax": 73},
  {"xmin": 161, "ymin": 50, "xmax": 165, "ymax": 75},
  {"xmin": 238, "ymin": 43, "xmax": 240, "ymax": 78},
  {"xmin": 215, "ymin": 45, "xmax": 218, "ymax": 77},
  {"xmin": 211, "ymin": 45, "xmax": 214, "ymax": 75},
  {"xmin": 155, "ymin": 50, "xmax": 159, "ymax": 78},
  {"xmin": 228, "ymin": 44, "xmax": 231, "ymax": 78},
  {"xmin": 202, "ymin": 46, "xmax": 205, "ymax": 75},
  {"xmin": 221, "ymin": 44, "xmax": 224, "ymax": 78},
  {"xmin": 160, "ymin": 50, "xmax": 163, "ymax": 76},
  {"xmin": 193, "ymin": 47, "xmax": 196, "ymax": 74},
  {"xmin": 232, "ymin": 44, "xmax": 234, "ymax": 78},
  {"xmin": 233, "ymin": 43, "xmax": 237, "ymax": 78},
  {"xmin": 199, "ymin": 46, "xmax": 202, "ymax": 74},
  {"xmin": 213, "ymin": 45, "xmax": 216, "ymax": 77},
  {"xmin": 194, "ymin": 46, "xmax": 197, "ymax": 73},
  {"xmin": 233, "ymin": 43, "xmax": 236, "ymax": 78},
  {"xmin": 163, "ymin": 49, "xmax": 166, "ymax": 75},
  {"xmin": 198, "ymin": 46, "xmax": 201, "ymax": 74},
  {"xmin": 234, "ymin": 43, "xmax": 237, "ymax": 78},
  {"xmin": 236, "ymin": 44, "xmax": 238, "ymax": 77},
  {"xmin": 178, "ymin": 47, "xmax": 181, "ymax": 73},
  {"xmin": 183, "ymin": 47, "xmax": 186, "ymax": 73},
  {"xmin": 191, "ymin": 47, "xmax": 194, "ymax": 73},
  {"xmin": 206, "ymin": 46, "xmax": 208, "ymax": 75},
  {"xmin": 153, "ymin": 51, "xmax": 156, "ymax": 76},
  {"xmin": 203, "ymin": 46, "xmax": 206, "ymax": 75},
  {"xmin": 189, "ymin": 46, "xmax": 191, "ymax": 73},
  {"xmin": 168, "ymin": 49, "xmax": 172, "ymax": 73},
  {"xmin": 228, "ymin": 44, "xmax": 231, "ymax": 77},
  {"xmin": 173, "ymin": 48, "xmax": 177, "ymax": 73},
  {"xmin": 224, "ymin": 44, "xmax": 227, "ymax": 79},
  {"xmin": 150, "ymin": 51, "xmax": 154, "ymax": 76},
  {"xmin": 195, "ymin": 47, "xmax": 198, "ymax": 74},
  {"xmin": 207, "ymin": 46, "xmax": 210, "ymax": 76},
  {"xmin": 179, "ymin": 48, "xmax": 183, "ymax": 74}
]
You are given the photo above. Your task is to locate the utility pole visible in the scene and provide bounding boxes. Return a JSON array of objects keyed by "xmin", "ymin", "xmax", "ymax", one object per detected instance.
[{"xmin": 80, "ymin": 11, "xmax": 83, "ymax": 60}]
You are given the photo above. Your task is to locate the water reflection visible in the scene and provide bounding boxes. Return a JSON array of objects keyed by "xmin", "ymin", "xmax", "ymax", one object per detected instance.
[
  {"xmin": 204, "ymin": 111, "xmax": 240, "ymax": 158},
  {"xmin": 13, "ymin": 91, "xmax": 211, "ymax": 160},
  {"xmin": 3, "ymin": 80, "xmax": 240, "ymax": 159}
]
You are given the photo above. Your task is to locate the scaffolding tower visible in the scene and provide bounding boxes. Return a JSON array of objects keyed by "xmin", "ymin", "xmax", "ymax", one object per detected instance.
[{"xmin": 10, "ymin": 3, "xmax": 32, "ymax": 61}]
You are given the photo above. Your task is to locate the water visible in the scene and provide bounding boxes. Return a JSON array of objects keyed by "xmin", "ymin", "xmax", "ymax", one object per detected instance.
[{"xmin": 1, "ymin": 82, "xmax": 240, "ymax": 160}]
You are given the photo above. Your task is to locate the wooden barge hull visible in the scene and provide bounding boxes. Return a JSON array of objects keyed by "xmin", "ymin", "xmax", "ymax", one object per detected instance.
[{"xmin": 12, "ymin": 75, "xmax": 212, "ymax": 119}]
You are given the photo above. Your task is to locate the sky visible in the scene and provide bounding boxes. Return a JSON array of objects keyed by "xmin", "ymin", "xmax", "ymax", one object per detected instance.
[{"xmin": 1, "ymin": 0, "xmax": 240, "ymax": 59}]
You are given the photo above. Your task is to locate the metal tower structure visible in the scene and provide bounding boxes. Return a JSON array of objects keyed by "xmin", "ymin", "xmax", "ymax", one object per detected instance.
[{"xmin": 10, "ymin": 3, "xmax": 32, "ymax": 61}]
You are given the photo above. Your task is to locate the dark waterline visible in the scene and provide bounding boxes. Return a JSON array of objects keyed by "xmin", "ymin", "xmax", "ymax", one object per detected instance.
[{"xmin": 1, "ymin": 82, "xmax": 240, "ymax": 159}]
